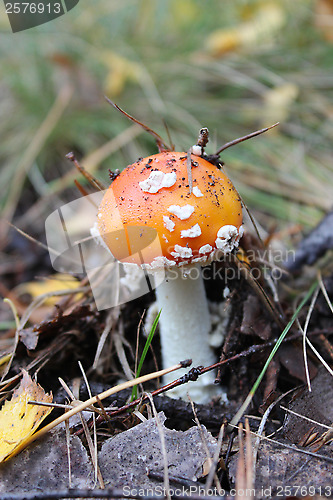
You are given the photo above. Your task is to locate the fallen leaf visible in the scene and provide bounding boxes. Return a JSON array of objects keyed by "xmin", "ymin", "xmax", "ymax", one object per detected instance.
[
  {"xmin": 262, "ymin": 83, "xmax": 299, "ymax": 128},
  {"xmin": 0, "ymin": 371, "xmax": 53, "ymax": 462},
  {"xmin": 19, "ymin": 327, "xmax": 40, "ymax": 351},
  {"xmin": 229, "ymin": 438, "xmax": 333, "ymax": 496},
  {"xmin": 0, "ymin": 428, "xmax": 94, "ymax": 494},
  {"xmin": 282, "ymin": 367, "xmax": 333, "ymax": 447},
  {"xmin": 15, "ymin": 273, "xmax": 82, "ymax": 306},
  {"xmin": 206, "ymin": 3, "xmax": 285, "ymax": 56},
  {"xmin": 98, "ymin": 412, "xmax": 217, "ymax": 489},
  {"xmin": 102, "ymin": 51, "xmax": 141, "ymax": 97},
  {"xmin": 278, "ymin": 343, "xmax": 317, "ymax": 383},
  {"xmin": 240, "ymin": 293, "xmax": 271, "ymax": 340},
  {"xmin": 17, "ymin": 304, "xmax": 93, "ymax": 352}
]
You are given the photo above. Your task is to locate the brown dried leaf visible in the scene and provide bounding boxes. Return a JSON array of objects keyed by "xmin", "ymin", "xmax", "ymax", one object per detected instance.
[
  {"xmin": 240, "ymin": 294, "xmax": 271, "ymax": 340},
  {"xmin": 279, "ymin": 343, "xmax": 317, "ymax": 383},
  {"xmin": 229, "ymin": 438, "xmax": 333, "ymax": 496},
  {"xmin": 283, "ymin": 367, "xmax": 333, "ymax": 447}
]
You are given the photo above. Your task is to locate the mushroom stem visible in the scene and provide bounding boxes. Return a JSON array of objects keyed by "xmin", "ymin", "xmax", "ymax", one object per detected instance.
[{"xmin": 156, "ymin": 264, "xmax": 221, "ymax": 403}]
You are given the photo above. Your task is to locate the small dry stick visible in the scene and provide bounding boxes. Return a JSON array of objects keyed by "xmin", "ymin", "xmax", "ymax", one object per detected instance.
[
  {"xmin": 66, "ymin": 152, "xmax": 106, "ymax": 191},
  {"xmin": 215, "ymin": 122, "xmax": 279, "ymax": 250},
  {"xmin": 105, "ymin": 98, "xmax": 171, "ymax": 152},
  {"xmin": 215, "ymin": 122, "xmax": 279, "ymax": 155}
]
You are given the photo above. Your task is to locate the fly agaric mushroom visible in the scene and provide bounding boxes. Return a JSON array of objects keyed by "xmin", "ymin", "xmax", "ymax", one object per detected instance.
[{"xmin": 96, "ymin": 151, "xmax": 243, "ymax": 403}]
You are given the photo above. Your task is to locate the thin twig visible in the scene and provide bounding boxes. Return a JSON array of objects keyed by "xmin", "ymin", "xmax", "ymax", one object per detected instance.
[
  {"xmin": 215, "ymin": 123, "xmax": 279, "ymax": 155},
  {"xmin": 97, "ymin": 327, "xmax": 330, "ymax": 422},
  {"xmin": 105, "ymin": 98, "xmax": 171, "ymax": 152},
  {"xmin": 66, "ymin": 152, "xmax": 106, "ymax": 191}
]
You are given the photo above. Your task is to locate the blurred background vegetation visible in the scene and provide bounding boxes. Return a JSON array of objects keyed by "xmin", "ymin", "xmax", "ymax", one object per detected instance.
[{"xmin": 0, "ymin": 0, "xmax": 332, "ymax": 245}]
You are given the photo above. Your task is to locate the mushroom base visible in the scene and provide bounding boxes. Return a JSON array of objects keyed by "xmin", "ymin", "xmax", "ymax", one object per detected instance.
[{"xmin": 156, "ymin": 265, "xmax": 225, "ymax": 404}]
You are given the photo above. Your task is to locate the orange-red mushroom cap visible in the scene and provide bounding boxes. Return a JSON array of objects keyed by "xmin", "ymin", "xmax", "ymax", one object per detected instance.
[{"xmin": 97, "ymin": 152, "xmax": 243, "ymax": 268}]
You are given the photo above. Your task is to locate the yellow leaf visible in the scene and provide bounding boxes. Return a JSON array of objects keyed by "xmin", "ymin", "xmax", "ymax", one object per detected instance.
[
  {"xmin": 262, "ymin": 83, "xmax": 299, "ymax": 127},
  {"xmin": 0, "ymin": 370, "xmax": 53, "ymax": 462},
  {"xmin": 206, "ymin": 3, "xmax": 285, "ymax": 56},
  {"xmin": 101, "ymin": 51, "xmax": 141, "ymax": 97},
  {"xmin": 16, "ymin": 273, "xmax": 82, "ymax": 305}
]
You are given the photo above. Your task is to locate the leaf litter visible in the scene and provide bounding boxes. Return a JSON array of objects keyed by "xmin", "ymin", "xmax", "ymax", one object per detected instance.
[
  {"xmin": 98, "ymin": 412, "xmax": 218, "ymax": 490},
  {"xmin": 1, "ymin": 96, "xmax": 333, "ymax": 497}
]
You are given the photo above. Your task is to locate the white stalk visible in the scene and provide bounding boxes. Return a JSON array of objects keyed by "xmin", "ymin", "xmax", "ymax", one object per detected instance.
[{"xmin": 156, "ymin": 264, "xmax": 222, "ymax": 403}]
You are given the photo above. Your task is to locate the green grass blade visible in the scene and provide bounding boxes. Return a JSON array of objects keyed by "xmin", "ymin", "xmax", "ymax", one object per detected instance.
[
  {"xmin": 0, "ymin": 321, "xmax": 16, "ymax": 330},
  {"xmin": 131, "ymin": 309, "xmax": 162, "ymax": 402},
  {"xmin": 230, "ymin": 280, "xmax": 319, "ymax": 427}
]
